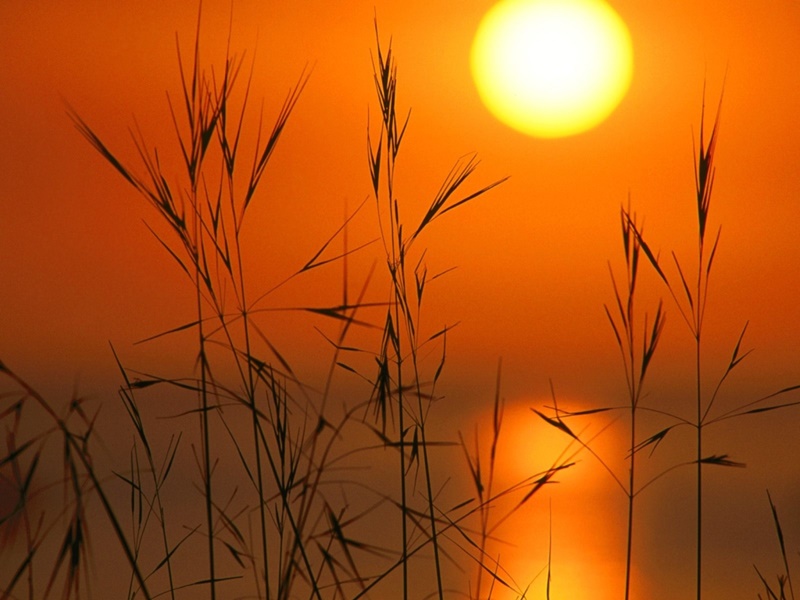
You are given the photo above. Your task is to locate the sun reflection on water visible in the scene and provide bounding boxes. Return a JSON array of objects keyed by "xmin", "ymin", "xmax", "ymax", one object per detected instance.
[{"xmin": 470, "ymin": 396, "xmax": 644, "ymax": 599}]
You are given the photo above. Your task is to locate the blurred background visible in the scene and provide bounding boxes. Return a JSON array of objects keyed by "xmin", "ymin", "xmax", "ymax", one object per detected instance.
[{"xmin": 3, "ymin": 1, "xmax": 800, "ymax": 598}]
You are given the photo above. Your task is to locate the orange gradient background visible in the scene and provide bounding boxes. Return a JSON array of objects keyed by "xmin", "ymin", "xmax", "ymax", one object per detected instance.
[{"xmin": 3, "ymin": 1, "xmax": 800, "ymax": 599}]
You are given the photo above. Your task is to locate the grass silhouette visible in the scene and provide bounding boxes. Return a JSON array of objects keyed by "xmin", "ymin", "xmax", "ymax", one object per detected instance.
[
  {"xmin": 2, "ymin": 8, "xmax": 800, "ymax": 600},
  {"xmin": 534, "ymin": 92, "xmax": 800, "ymax": 599},
  {"xmin": 1, "ymin": 12, "xmax": 545, "ymax": 600}
]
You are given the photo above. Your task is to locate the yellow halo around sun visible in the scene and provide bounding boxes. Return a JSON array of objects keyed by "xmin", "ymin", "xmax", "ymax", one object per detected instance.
[{"xmin": 471, "ymin": 0, "xmax": 633, "ymax": 138}]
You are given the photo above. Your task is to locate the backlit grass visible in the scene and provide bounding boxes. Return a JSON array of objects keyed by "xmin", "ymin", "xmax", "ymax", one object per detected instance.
[{"xmin": 2, "ymin": 8, "xmax": 799, "ymax": 600}]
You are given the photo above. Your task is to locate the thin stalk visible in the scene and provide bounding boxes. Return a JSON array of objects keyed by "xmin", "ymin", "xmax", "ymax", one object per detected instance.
[
  {"xmin": 194, "ymin": 212, "xmax": 217, "ymax": 600},
  {"xmin": 114, "ymin": 349, "xmax": 179, "ymax": 600},
  {"xmin": 387, "ymin": 171, "xmax": 408, "ymax": 600},
  {"xmin": 235, "ymin": 226, "xmax": 271, "ymax": 600},
  {"xmin": 625, "ymin": 405, "xmax": 635, "ymax": 600},
  {"xmin": 620, "ymin": 93, "xmax": 722, "ymax": 600},
  {"xmin": 476, "ymin": 362, "xmax": 503, "ymax": 600},
  {"xmin": 624, "ymin": 224, "xmax": 637, "ymax": 600},
  {"xmin": 694, "ymin": 140, "xmax": 709, "ymax": 600},
  {"xmin": 409, "ymin": 337, "xmax": 445, "ymax": 599},
  {"xmin": 225, "ymin": 144, "xmax": 271, "ymax": 597},
  {"xmin": 696, "ymin": 377, "xmax": 702, "ymax": 600},
  {"xmin": 369, "ymin": 28, "xmax": 411, "ymax": 597},
  {"xmin": 608, "ymin": 205, "xmax": 665, "ymax": 600},
  {"xmin": 397, "ymin": 339, "xmax": 409, "ymax": 600},
  {"xmin": 695, "ymin": 252, "xmax": 703, "ymax": 600},
  {"xmin": 215, "ymin": 37, "xmax": 273, "ymax": 596}
]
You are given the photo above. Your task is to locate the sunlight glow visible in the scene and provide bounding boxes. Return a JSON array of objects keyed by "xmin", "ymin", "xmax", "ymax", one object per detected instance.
[
  {"xmin": 471, "ymin": 0, "xmax": 634, "ymax": 138},
  {"xmin": 474, "ymin": 399, "xmax": 629, "ymax": 599}
]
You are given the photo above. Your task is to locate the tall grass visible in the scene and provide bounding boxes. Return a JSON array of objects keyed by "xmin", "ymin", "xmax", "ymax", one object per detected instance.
[
  {"xmin": 606, "ymin": 204, "xmax": 665, "ymax": 600},
  {"xmin": 3, "ymin": 9, "xmax": 800, "ymax": 600},
  {"xmin": 68, "ymin": 9, "xmax": 318, "ymax": 596},
  {"xmin": 366, "ymin": 25, "xmax": 509, "ymax": 599},
  {"xmin": 535, "ymin": 89, "xmax": 800, "ymax": 600},
  {"xmin": 533, "ymin": 203, "xmax": 667, "ymax": 600},
  {"xmin": 755, "ymin": 491, "xmax": 796, "ymax": 600},
  {"xmin": 2, "ymin": 10, "xmax": 558, "ymax": 600},
  {"xmin": 628, "ymin": 91, "xmax": 800, "ymax": 600},
  {"xmin": 0, "ymin": 362, "xmax": 152, "ymax": 599}
]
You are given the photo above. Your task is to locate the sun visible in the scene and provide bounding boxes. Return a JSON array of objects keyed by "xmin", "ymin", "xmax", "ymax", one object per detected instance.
[{"xmin": 471, "ymin": 0, "xmax": 633, "ymax": 138}]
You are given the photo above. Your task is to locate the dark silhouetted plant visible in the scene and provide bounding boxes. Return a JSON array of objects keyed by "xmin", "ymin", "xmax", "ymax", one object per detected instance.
[
  {"xmin": 627, "ymin": 92, "xmax": 800, "ymax": 600},
  {"xmin": 6, "ymin": 8, "xmax": 800, "ymax": 600},
  {"xmin": 536, "ymin": 91, "xmax": 800, "ymax": 600},
  {"xmin": 755, "ymin": 490, "xmax": 796, "ymax": 600},
  {"xmin": 1, "ymin": 9, "xmax": 536, "ymax": 600}
]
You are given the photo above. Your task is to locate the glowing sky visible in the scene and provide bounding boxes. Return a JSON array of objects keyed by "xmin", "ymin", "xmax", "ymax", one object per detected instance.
[{"xmin": 3, "ymin": 1, "xmax": 800, "ymax": 598}]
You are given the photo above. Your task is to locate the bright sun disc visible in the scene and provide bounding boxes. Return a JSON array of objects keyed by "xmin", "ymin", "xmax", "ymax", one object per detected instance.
[{"xmin": 471, "ymin": 0, "xmax": 633, "ymax": 138}]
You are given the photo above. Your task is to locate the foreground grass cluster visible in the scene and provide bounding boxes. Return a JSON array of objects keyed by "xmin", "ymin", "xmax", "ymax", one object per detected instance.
[{"xmin": 1, "ymin": 13, "xmax": 798, "ymax": 600}]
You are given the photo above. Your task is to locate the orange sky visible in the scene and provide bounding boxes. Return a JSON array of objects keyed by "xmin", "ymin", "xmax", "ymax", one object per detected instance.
[{"xmin": 3, "ymin": 1, "xmax": 800, "ymax": 599}]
